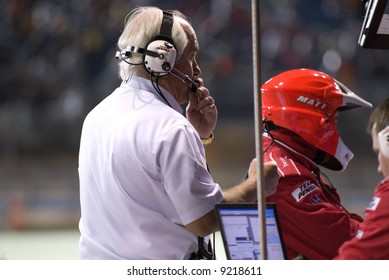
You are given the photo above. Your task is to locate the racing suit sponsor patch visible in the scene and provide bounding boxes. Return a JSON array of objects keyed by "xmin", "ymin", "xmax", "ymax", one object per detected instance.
[
  {"xmin": 292, "ymin": 180, "xmax": 319, "ymax": 202},
  {"xmin": 366, "ymin": 196, "xmax": 381, "ymax": 211}
]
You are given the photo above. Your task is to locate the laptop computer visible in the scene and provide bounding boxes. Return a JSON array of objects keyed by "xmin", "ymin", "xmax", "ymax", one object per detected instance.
[{"xmin": 215, "ymin": 203, "xmax": 286, "ymax": 260}]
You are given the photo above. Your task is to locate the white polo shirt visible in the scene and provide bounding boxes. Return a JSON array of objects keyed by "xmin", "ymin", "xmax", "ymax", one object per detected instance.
[{"xmin": 78, "ymin": 76, "xmax": 223, "ymax": 259}]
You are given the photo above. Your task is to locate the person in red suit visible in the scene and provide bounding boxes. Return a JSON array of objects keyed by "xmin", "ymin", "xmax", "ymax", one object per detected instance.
[
  {"xmin": 260, "ymin": 68, "xmax": 372, "ymax": 259},
  {"xmin": 336, "ymin": 98, "xmax": 389, "ymax": 260}
]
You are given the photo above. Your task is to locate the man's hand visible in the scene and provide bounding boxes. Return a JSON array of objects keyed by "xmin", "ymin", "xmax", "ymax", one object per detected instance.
[
  {"xmin": 248, "ymin": 159, "xmax": 279, "ymax": 197},
  {"xmin": 263, "ymin": 161, "xmax": 279, "ymax": 197},
  {"xmin": 186, "ymin": 78, "xmax": 217, "ymax": 139}
]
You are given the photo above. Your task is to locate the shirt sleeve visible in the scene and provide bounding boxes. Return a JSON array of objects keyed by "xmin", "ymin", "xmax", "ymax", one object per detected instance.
[
  {"xmin": 156, "ymin": 124, "xmax": 224, "ymax": 225},
  {"xmin": 335, "ymin": 182, "xmax": 389, "ymax": 259}
]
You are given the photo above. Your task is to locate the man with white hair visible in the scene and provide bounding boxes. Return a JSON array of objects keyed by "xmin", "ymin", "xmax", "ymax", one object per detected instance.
[{"xmin": 78, "ymin": 6, "xmax": 278, "ymax": 260}]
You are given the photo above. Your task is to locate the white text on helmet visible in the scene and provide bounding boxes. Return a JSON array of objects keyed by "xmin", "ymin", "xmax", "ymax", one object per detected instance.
[{"xmin": 296, "ymin": 96, "xmax": 328, "ymax": 110}]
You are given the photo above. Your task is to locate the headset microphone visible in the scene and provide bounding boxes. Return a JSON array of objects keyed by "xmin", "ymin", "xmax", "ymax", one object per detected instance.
[{"xmin": 170, "ymin": 68, "xmax": 199, "ymax": 92}]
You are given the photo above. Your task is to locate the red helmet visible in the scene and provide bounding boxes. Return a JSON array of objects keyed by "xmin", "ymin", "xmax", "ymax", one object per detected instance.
[{"xmin": 261, "ymin": 68, "xmax": 372, "ymax": 171}]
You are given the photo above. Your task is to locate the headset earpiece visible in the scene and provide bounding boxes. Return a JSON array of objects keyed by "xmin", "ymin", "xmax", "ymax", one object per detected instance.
[
  {"xmin": 144, "ymin": 40, "xmax": 176, "ymax": 76},
  {"xmin": 144, "ymin": 11, "xmax": 176, "ymax": 76},
  {"xmin": 378, "ymin": 126, "xmax": 389, "ymax": 158}
]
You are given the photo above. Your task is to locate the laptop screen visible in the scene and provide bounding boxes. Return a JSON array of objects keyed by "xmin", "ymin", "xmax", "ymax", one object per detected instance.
[{"xmin": 215, "ymin": 203, "xmax": 286, "ymax": 260}]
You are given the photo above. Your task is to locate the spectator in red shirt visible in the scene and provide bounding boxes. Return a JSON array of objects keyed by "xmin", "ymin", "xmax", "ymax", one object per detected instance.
[
  {"xmin": 260, "ymin": 68, "xmax": 372, "ymax": 259},
  {"xmin": 336, "ymin": 98, "xmax": 389, "ymax": 260}
]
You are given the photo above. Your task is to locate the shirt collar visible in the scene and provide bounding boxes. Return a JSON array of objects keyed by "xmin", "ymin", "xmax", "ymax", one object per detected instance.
[{"xmin": 122, "ymin": 76, "xmax": 184, "ymax": 115}]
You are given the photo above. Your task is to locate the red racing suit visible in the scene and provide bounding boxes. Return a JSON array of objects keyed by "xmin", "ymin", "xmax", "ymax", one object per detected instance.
[
  {"xmin": 263, "ymin": 129, "xmax": 363, "ymax": 260},
  {"xmin": 335, "ymin": 176, "xmax": 389, "ymax": 259}
]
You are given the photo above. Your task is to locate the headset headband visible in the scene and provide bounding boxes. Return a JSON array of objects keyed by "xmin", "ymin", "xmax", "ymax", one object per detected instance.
[{"xmin": 154, "ymin": 11, "xmax": 174, "ymax": 44}]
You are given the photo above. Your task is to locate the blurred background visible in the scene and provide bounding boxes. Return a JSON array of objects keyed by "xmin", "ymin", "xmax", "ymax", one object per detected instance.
[{"xmin": 0, "ymin": 0, "xmax": 388, "ymax": 259}]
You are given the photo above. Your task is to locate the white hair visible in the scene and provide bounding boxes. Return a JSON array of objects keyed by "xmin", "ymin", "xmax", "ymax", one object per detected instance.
[{"xmin": 117, "ymin": 6, "xmax": 189, "ymax": 79}]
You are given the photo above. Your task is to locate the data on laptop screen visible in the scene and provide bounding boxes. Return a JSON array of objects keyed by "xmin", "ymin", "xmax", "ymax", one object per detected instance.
[{"xmin": 216, "ymin": 203, "xmax": 286, "ymax": 260}]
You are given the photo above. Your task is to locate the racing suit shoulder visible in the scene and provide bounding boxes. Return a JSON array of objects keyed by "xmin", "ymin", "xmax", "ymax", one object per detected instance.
[{"xmin": 335, "ymin": 178, "xmax": 389, "ymax": 259}]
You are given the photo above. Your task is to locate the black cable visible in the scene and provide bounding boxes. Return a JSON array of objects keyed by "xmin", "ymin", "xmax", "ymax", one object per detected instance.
[
  {"xmin": 150, "ymin": 72, "xmax": 172, "ymax": 108},
  {"xmin": 116, "ymin": 50, "xmax": 144, "ymax": 66},
  {"xmin": 212, "ymin": 232, "xmax": 216, "ymax": 260},
  {"xmin": 263, "ymin": 120, "xmax": 275, "ymax": 154},
  {"xmin": 197, "ymin": 236, "xmax": 214, "ymax": 260},
  {"xmin": 311, "ymin": 169, "xmax": 352, "ymax": 217}
]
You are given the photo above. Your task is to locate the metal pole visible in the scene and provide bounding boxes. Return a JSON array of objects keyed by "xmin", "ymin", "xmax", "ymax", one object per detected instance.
[{"xmin": 251, "ymin": 0, "xmax": 267, "ymax": 260}]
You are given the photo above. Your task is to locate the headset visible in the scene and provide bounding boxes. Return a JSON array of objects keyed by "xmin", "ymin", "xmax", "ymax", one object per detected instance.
[
  {"xmin": 144, "ymin": 10, "xmax": 177, "ymax": 76},
  {"xmin": 378, "ymin": 126, "xmax": 389, "ymax": 158},
  {"xmin": 116, "ymin": 10, "xmax": 198, "ymax": 92}
]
